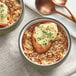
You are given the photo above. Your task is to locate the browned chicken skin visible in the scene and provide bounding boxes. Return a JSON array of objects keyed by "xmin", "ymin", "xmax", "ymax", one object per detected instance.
[
  {"xmin": 31, "ymin": 22, "xmax": 58, "ymax": 54},
  {"xmin": 32, "ymin": 30, "xmax": 51, "ymax": 54}
]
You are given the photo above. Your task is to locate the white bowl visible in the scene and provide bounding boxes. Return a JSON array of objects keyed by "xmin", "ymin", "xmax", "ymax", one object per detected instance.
[
  {"xmin": 0, "ymin": 0, "xmax": 24, "ymax": 35},
  {"xmin": 19, "ymin": 18, "xmax": 71, "ymax": 68}
]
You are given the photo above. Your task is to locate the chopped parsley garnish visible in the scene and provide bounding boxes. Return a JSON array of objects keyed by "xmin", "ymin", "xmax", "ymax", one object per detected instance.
[
  {"xmin": 8, "ymin": 11, "xmax": 10, "ymax": 14},
  {"xmin": 49, "ymin": 40, "xmax": 52, "ymax": 42},
  {"xmin": 43, "ymin": 41, "xmax": 45, "ymax": 42},
  {"xmin": 44, "ymin": 43, "xmax": 47, "ymax": 45},
  {"xmin": 0, "ymin": 3, "xmax": 5, "ymax": 18},
  {"xmin": 42, "ymin": 30, "xmax": 52, "ymax": 38},
  {"xmin": 37, "ymin": 37, "xmax": 41, "ymax": 41},
  {"xmin": 48, "ymin": 32, "xmax": 51, "ymax": 38},
  {"xmin": 37, "ymin": 25, "xmax": 40, "ymax": 27},
  {"xmin": 47, "ymin": 26, "xmax": 49, "ymax": 29},
  {"xmin": 0, "ymin": 4, "xmax": 4, "ymax": 7},
  {"xmin": 1, "ymin": 9, "xmax": 4, "ymax": 13},
  {"xmin": 42, "ymin": 30, "xmax": 47, "ymax": 34},
  {"xmin": 52, "ymin": 36, "xmax": 54, "ymax": 38},
  {"xmin": 1, "ymin": 14, "xmax": 4, "ymax": 18}
]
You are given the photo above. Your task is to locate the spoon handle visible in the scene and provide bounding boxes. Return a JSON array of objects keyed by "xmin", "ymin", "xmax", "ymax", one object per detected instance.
[
  {"xmin": 55, "ymin": 10, "xmax": 75, "ymax": 22},
  {"xmin": 64, "ymin": 6, "xmax": 76, "ymax": 21}
]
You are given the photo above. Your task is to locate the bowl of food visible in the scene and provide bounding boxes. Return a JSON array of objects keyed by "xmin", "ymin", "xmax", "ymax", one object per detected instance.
[
  {"xmin": 0, "ymin": 0, "xmax": 24, "ymax": 35},
  {"xmin": 19, "ymin": 18, "xmax": 71, "ymax": 67}
]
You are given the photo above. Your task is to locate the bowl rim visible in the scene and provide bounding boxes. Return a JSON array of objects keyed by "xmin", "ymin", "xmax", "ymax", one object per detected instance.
[
  {"xmin": 0, "ymin": 0, "xmax": 24, "ymax": 30},
  {"xmin": 18, "ymin": 17, "xmax": 71, "ymax": 67}
]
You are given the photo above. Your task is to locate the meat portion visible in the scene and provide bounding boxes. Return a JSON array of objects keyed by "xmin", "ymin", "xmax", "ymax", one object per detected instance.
[
  {"xmin": 32, "ymin": 31, "xmax": 51, "ymax": 53},
  {"xmin": 0, "ymin": 2, "xmax": 8, "ymax": 26},
  {"xmin": 32, "ymin": 22, "xmax": 58, "ymax": 53}
]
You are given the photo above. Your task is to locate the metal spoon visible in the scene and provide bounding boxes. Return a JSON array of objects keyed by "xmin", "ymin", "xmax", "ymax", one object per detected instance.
[
  {"xmin": 52, "ymin": 0, "xmax": 75, "ymax": 21},
  {"xmin": 35, "ymin": 0, "xmax": 74, "ymax": 22}
]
